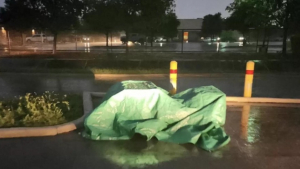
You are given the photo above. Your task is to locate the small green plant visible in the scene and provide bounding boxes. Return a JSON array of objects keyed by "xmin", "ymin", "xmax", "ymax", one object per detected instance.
[{"xmin": 0, "ymin": 92, "xmax": 83, "ymax": 128}]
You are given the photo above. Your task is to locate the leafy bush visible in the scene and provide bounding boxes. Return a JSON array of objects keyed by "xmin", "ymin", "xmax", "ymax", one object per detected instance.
[{"xmin": 0, "ymin": 92, "xmax": 83, "ymax": 128}]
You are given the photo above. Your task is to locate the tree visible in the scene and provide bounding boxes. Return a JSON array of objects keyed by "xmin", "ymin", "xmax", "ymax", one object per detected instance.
[
  {"xmin": 227, "ymin": 0, "xmax": 300, "ymax": 55},
  {"xmin": 0, "ymin": 0, "xmax": 36, "ymax": 46},
  {"xmin": 3, "ymin": 0, "xmax": 84, "ymax": 54},
  {"xmin": 83, "ymin": 0, "xmax": 120, "ymax": 50},
  {"xmin": 225, "ymin": 0, "xmax": 274, "ymax": 46},
  {"xmin": 139, "ymin": 0, "xmax": 177, "ymax": 46},
  {"xmin": 202, "ymin": 13, "xmax": 223, "ymax": 42},
  {"xmin": 267, "ymin": 0, "xmax": 300, "ymax": 54},
  {"xmin": 160, "ymin": 12, "xmax": 180, "ymax": 41},
  {"xmin": 117, "ymin": 0, "xmax": 141, "ymax": 53}
]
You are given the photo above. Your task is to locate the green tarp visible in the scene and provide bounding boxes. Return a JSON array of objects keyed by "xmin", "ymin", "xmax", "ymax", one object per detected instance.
[{"xmin": 83, "ymin": 81, "xmax": 230, "ymax": 151}]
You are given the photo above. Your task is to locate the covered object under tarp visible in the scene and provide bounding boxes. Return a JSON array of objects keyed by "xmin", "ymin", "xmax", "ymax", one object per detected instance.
[{"xmin": 83, "ymin": 81, "xmax": 230, "ymax": 151}]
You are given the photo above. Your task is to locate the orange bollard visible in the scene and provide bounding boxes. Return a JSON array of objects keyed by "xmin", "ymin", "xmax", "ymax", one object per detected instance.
[
  {"xmin": 170, "ymin": 61, "xmax": 178, "ymax": 95},
  {"xmin": 244, "ymin": 61, "xmax": 255, "ymax": 97}
]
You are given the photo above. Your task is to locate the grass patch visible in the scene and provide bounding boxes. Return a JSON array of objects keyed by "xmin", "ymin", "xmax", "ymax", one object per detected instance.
[{"xmin": 0, "ymin": 92, "xmax": 83, "ymax": 128}]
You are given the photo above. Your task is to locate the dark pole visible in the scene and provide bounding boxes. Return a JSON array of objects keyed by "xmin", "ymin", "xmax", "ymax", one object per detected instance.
[
  {"xmin": 111, "ymin": 33, "xmax": 112, "ymax": 52},
  {"xmin": 181, "ymin": 30, "xmax": 184, "ymax": 53},
  {"xmin": 256, "ymin": 29, "xmax": 259, "ymax": 53},
  {"xmin": 75, "ymin": 32, "xmax": 78, "ymax": 51},
  {"xmin": 6, "ymin": 30, "xmax": 11, "ymax": 54}
]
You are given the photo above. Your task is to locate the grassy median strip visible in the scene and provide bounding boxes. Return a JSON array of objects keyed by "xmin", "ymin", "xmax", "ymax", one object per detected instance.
[{"xmin": 0, "ymin": 92, "xmax": 83, "ymax": 128}]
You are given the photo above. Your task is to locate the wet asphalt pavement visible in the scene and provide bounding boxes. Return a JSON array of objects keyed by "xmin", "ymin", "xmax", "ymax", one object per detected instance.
[
  {"xmin": 0, "ymin": 73, "xmax": 300, "ymax": 169},
  {"xmin": 0, "ymin": 104, "xmax": 300, "ymax": 169},
  {"xmin": 0, "ymin": 73, "xmax": 300, "ymax": 99}
]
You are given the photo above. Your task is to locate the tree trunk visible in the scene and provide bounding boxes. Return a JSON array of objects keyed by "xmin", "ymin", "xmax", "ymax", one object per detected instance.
[
  {"xmin": 110, "ymin": 33, "xmax": 113, "ymax": 52},
  {"xmin": 282, "ymin": 1, "xmax": 290, "ymax": 56},
  {"xmin": 150, "ymin": 32, "xmax": 153, "ymax": 47},
  {"xmin": 262, "ymin": 28, "xmax": 267, "ymax": 47},
  {"xmin": 53, "ymin": 33, "xmax": 57, "ymax": 54},
  {"xmin": 6, "ymin": 31, "xmax": 11, "ymax": 52},
  {"xmin": 125, "ymin": 31, "xmax": 129, "ymax": 53},
  {"xmin": 266, "ymin": 30, "xmax": 270, "ymax": 53},
  {"xmin": 256, "ymin": 29, "xmax": 260, "ymax": 52},
  {"xmin": 105, "ymin": 32, "xmax": 109, "ymax": 52},
  {"xmin": 110, "ymin": 33, "xmax": 112, "ymax": 47},
  {"xmin": 282, "ymin": 27, "xmax": 288, "ymax": 55},
  {"xmin": 242, "ymin": 33, "xmax": 247, "ymax": 46},
  {"xmin": 20, "ymin": 32, "xmax": 26, "ymax": 46}
]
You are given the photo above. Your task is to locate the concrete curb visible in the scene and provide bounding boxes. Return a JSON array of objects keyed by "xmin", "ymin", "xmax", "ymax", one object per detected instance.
[
  {"xmin": 1, "ymin": 92, "xmax": 299, "ymax": 138},
  {"xmin": 2, "ymin": 72, "xmax": 300, "ymax": 78},
  {"xmin": 226, "ymin": 97, "xmax": 300, "ymax": 104},
  {"xmin": 87, "ymin": 92, "xmax": 300, "ymax": 105},
  {"xmin": 0, "ymin": 92, "xmax": 94, "ymax": 139}
]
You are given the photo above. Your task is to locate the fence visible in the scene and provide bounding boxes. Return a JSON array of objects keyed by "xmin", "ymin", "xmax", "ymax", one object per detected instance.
[{"xmin": 0, "ymin": 28, "xmax": 291, "ymax": 56}]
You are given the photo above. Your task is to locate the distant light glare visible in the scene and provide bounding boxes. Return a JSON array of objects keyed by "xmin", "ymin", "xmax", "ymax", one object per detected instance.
[
  {"xmin": 239, "ymin": 37, "xmax": 244, "ymax": 41},
  {"xmin": 128, "ymin": 41, "xmax": 133, "ymax": 46},
  {"xmin": 1, "ymin": 27, "xmax": 5, "ymax": 34}
]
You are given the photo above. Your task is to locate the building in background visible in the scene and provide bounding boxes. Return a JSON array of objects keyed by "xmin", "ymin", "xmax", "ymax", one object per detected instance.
[{"xmin": 177, "ymin": 18, "xmax": 203, "ymax": 42}]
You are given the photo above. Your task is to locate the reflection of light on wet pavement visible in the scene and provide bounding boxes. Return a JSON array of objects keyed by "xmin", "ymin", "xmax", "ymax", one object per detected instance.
[
  {"xmin": 4, "ymin": 47, "xmax": 8, "ymax": 52},
  {"xmin": 240, "ymin": 105, "xmax": 261, "ymax": 143},
  {"xmin": 160, "ymin": 43, "xmax": 163, "ymax": 47},
  {"xmin": 92, "ymin": 139, "xmax": 198, "ymax": 168},
  {"xmin": 241, "ymin": 105, "xmax": 250, "ymax": 140},
  {"xmin": 217, "ymin": 42, "xmax": 220, "ymax": 52},
  {"xmin": 239, "ymin": 42, "xmax": 243, "ymax": 46},
  {"xmin": 84, "ymin": 43, "xmax": 90, "ymax": 53}
]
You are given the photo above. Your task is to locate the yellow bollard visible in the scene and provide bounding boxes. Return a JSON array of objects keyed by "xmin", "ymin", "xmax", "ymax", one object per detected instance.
[
  {"xmin": 170, "ymin": 61, "xmax": 178, "ymax": 95},
  {"xmin": 244, "ymin": 61, "xmax": 255, "ymax": 97}
]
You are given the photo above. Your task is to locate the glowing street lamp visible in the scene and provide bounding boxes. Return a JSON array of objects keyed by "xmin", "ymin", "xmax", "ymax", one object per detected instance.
[{"xmin": 1, "ymin": 27, "xmax": 6, "ymax": 34}]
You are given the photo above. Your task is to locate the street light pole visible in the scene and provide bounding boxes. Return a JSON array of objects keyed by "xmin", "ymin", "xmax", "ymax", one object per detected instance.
[{"xmin": 181, "ymin": 30, "xmax": 184, "ymax": 53}]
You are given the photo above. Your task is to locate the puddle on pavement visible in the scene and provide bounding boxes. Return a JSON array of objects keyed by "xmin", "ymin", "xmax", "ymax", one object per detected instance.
[
  {"xmin": 89, "ymin": 136, "xmax": 200, "ymax": 168},
  {"xmin": 89, "ymin": 96, "xmax": 300, "ymax": 167},
  {"xmin": 235, "ymin": 105, "xmax": 300, "ymax": 144}
]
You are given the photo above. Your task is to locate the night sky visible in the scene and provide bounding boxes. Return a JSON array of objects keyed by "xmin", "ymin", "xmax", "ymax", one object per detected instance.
[
  {"xmin": 0, "ymin": 0, "xmax": 234, "ymax": 19},
  {"xmin": 175, "ymin": 0, "xmax": 234, "ymax": 19}
]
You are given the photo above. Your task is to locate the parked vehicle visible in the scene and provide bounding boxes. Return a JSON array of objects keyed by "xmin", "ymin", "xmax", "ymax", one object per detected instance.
[
  {"xmin": 154, "ymin": 37, "xmax": 167, "ymax": 42},
  {"xmin": 82, "ymin": 36, "xmax": 90, "ymax": 42},
  {"xmin": 26, "ymin": 34, "xmax": 54, "ymax": 43},
  {"xmin": 120, "ymin": 33, "xmax": 146, "ymax": 44}
]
